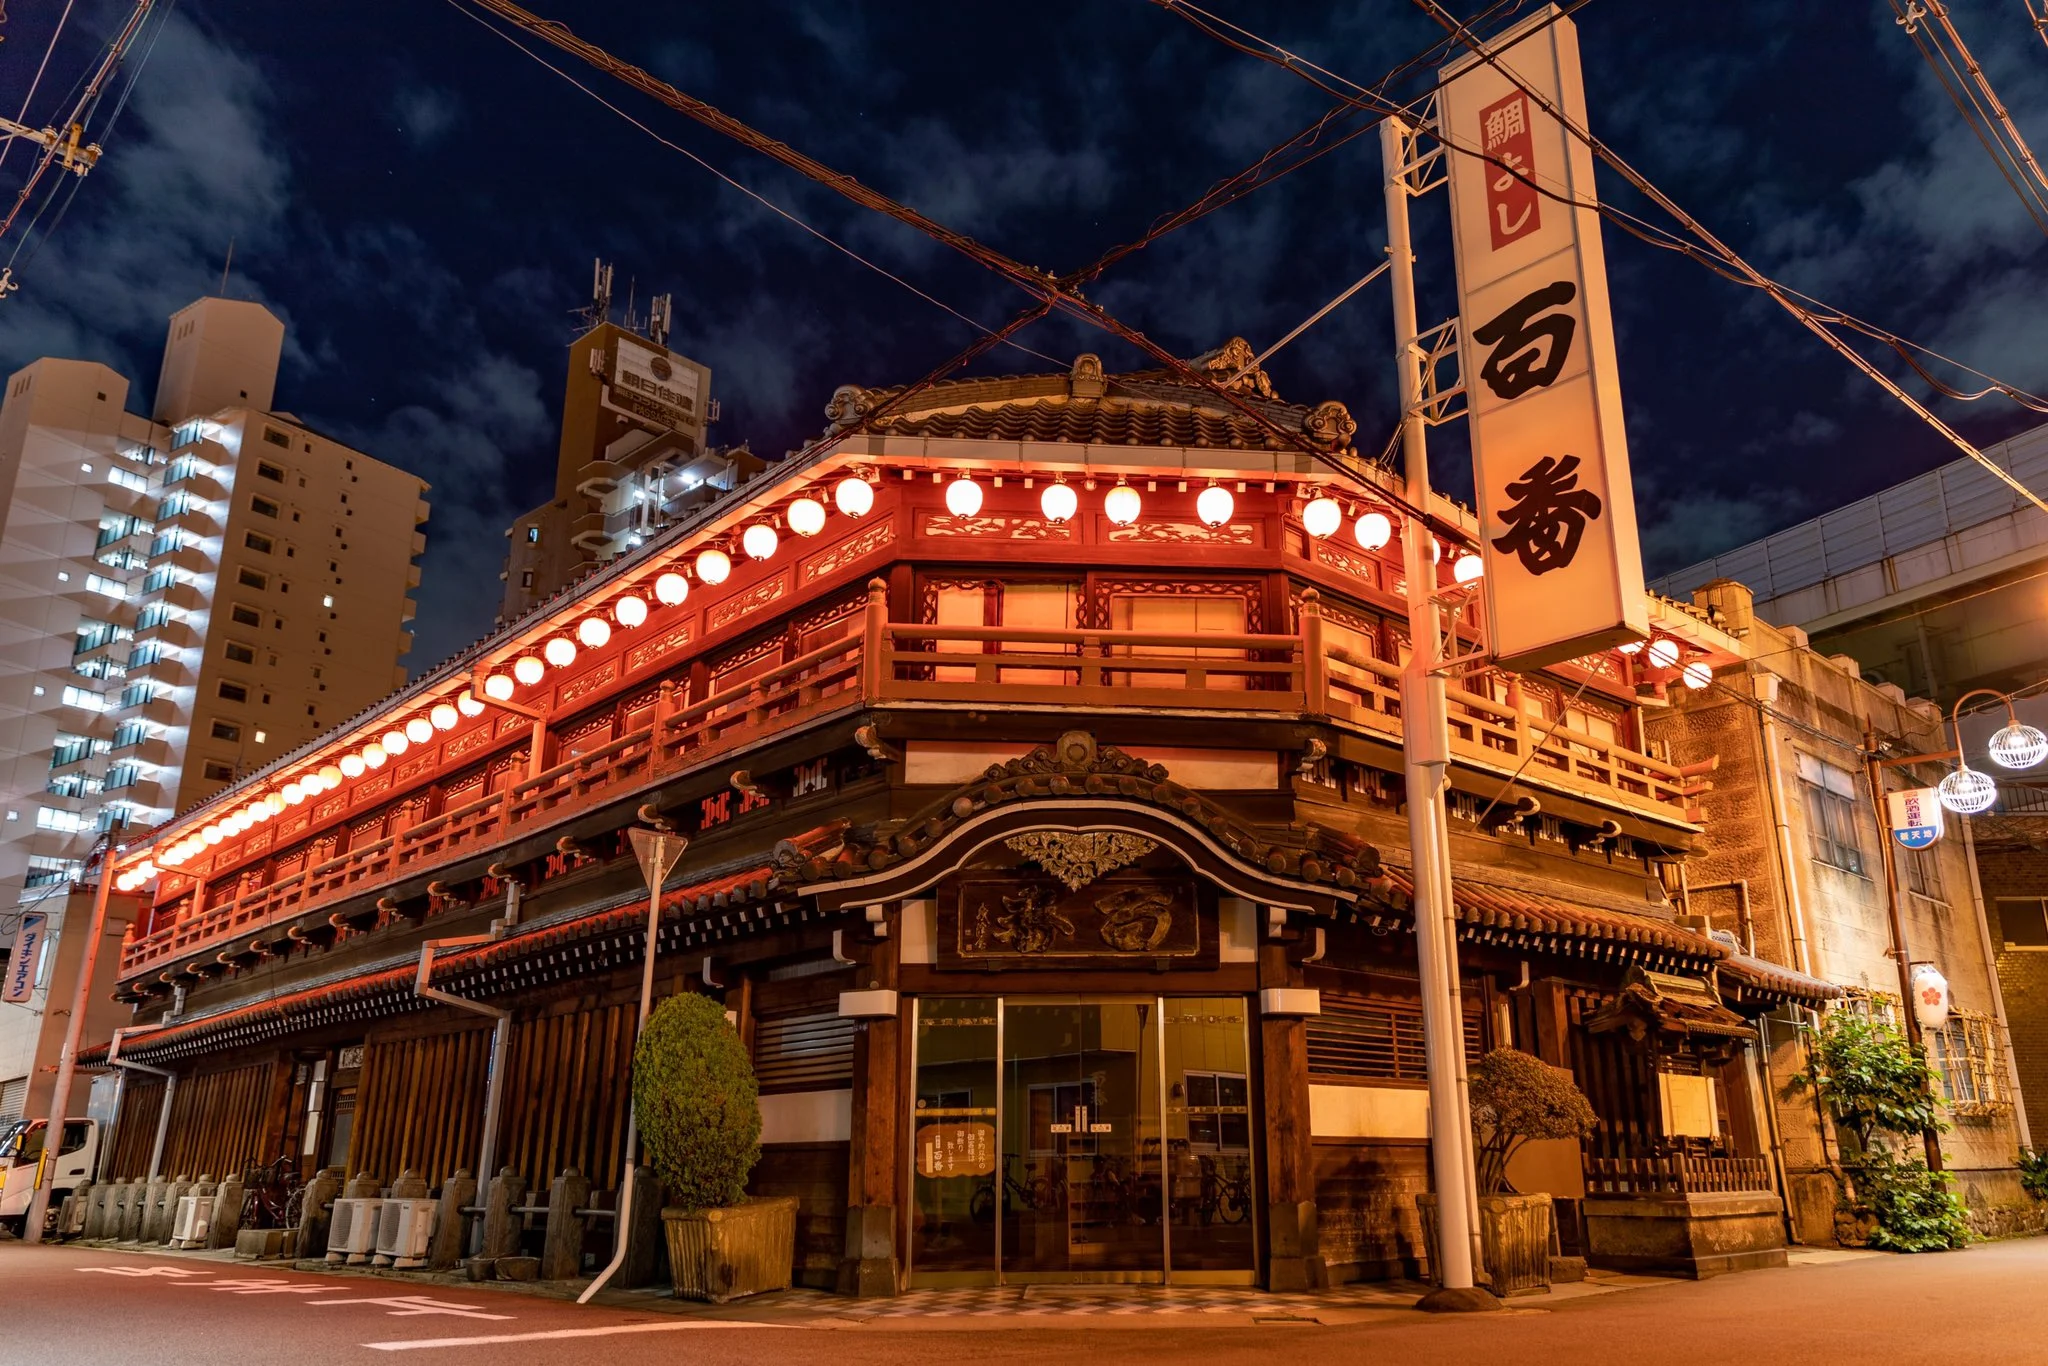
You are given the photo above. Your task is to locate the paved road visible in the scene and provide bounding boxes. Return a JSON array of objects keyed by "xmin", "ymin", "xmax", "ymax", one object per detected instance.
[{"xmin": 4, "ymin": 1237, "xmax": 2046, "ymax": 1364}]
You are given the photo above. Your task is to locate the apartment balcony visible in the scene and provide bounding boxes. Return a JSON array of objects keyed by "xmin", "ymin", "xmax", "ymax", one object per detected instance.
[{"xmin": 118, "ymin": 591, "xmax": 1705, "ymax": 983}]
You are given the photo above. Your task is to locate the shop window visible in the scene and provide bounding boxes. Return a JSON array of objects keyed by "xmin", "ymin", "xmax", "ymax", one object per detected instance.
[
  {"xmin": 1180, "ymin": 1071, "xmax": 1250, "ymax": 1152},
  {"xmin": 1796, "ymin": 753, "xmax": 1865, "ymax": 875}
]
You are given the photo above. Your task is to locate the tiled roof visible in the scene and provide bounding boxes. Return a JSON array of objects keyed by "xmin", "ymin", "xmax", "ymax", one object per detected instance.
[
  {"xmin": 1370, "ymin": 867, "xmax": 1722, "ymax": 967},
  {"xmin": 1716, "ymin": 951, "xmax": 1843, "ymax": 1005}
]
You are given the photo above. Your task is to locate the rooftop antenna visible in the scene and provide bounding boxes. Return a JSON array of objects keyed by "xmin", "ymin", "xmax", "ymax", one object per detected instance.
[
  {"xmin": 219, "ymin": 237, "xmax": 234, "ymax": 296},
  {"xmin": 574, "ymin": 258, "xmax": 614, "ymax": 334},
  {"xmin": 622, "ymin": 276, "xmax": 638, "ymax": 336},
  {"xmin": 648, "ymin": 293, "xmax": 672, "ymax": 349}
]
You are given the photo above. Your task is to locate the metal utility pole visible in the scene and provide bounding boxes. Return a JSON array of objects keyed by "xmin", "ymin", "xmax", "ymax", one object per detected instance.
[
  {"xmin": 1862, "ymin": 726, "xmax": 1946, "ymax": 1172},
  {"xmin": 1382, "ymin": 113, "xmax": 1486, "ymax": 1299},
  {"xmin": 23, "ymin": 838, "xmax": 122, "ymax": 1243}
]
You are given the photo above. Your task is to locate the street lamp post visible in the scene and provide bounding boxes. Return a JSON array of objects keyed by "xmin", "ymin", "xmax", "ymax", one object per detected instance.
[{"xmin": 1861, "ymin": 688, "xmax": 2047, "ymax": 1172}]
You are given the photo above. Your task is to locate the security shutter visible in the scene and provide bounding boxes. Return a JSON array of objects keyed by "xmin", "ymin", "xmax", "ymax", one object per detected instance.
[
  {"xmin": 1306, "ymin": 999, "xmax": 1481, "ymax": 1083},
  {"xmin": 0, "ymin": 1076, "xmax": 26, "ymax": 1125},
  {"xmin": 752, "ymin": 1011, "xmax": 855, "ymax": 1092}
]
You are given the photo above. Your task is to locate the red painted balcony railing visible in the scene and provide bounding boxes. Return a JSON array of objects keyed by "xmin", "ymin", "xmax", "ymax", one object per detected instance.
[{"xmin": 119, "ymin": 587, "xmax": 1691, "ymax": 979}]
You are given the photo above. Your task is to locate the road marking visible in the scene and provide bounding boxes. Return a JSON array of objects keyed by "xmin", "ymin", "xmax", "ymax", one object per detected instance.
[
  {"xmin": 364, "ymin": 1321, "xmax": 771, "ymax": 1351},
  {"xmin": 311, "ymin": 1294, "xmax": 514, "ymax": 1320},
  {"xmin": 77, "ymin": 1266, "xmax": 210, "ymax": 1277}
]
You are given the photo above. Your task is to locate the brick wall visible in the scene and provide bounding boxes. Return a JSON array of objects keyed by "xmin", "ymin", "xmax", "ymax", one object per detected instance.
[{"xmin": 1971, "ymin": 812, "xmax": 2048, "ymax": 1147}]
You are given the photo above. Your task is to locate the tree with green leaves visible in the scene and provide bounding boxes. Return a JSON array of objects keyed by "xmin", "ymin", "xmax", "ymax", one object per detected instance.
[{"xmin": 632, "ymin": 991, "xmax": 762, "ymax": 1211}]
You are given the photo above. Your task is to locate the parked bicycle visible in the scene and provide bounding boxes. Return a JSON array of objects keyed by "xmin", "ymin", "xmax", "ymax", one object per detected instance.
[{"xmin": 239, "ymin": 1154, "xmax": 303, "ymax": 1231}]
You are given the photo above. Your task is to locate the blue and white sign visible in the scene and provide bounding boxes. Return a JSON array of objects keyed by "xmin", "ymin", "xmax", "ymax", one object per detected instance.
[
  {"xmin": 1888, "ymin": 787, "xmax": 1945, "ymax": 850},
  {"xmin": 3, "ymin": 912, "xmax": 48, "ymax": 1003}
]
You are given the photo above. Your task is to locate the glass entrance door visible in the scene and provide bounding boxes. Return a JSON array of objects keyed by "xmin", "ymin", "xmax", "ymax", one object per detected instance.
[
  {"xmin": 1000, "ymin": 999, "xmax": 1162, "ymax": 1280},
  {"xmin": 908, "ymin": 995, "xmax": 1254, "ymax": 1286}
]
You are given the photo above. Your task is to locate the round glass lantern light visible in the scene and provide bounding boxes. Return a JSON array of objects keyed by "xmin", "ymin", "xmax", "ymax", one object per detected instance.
[
  {"xmin": 1103, "ymin": 481, "xmax": 1142, "ymax": 527},
  {"xmin": 945, "ymin": 476, "xmax": 984, "ymax": 517},
  {"xmin": 696, "ymin": 546, "xmax": 732, "ymax": 585},
  {"xmin": 1196, "ymin": 484, "xmax": 1234, "ymax": 528},
  {"xmin": 1988, "ymin": 720, "xmax": 2048, "ymax": 770},
  {"xmin": 834, "ymin": 475, "xmax": 874, "ymax": 519},
  {"xmin": 1040, "ymin": 480, "xmax": 1078, "ymax": 524},
  {"xmin": 787, "ymin": 496, "xmax": 827, "ymax": 538},
  {"xmin": 654, "ymin": 572, "xmax": 689, "ymax": 607},
  {"xmin": 741, "ymin": 524, "xmax": 778, "ymax": 561},
  {"xmin": 577, "ymin": 617, "xmax": 611, "ymax": 649},
  {"xmin": 1937, "ymin": 764, "xmax": 1999, "ymax": 815},
  {"xmin": 1354, "ymin": 511, "xmax": 1393, "ymax": 550},
  {"xmin": 1302, "ymin": 496, "xmax": 1343, "ymax": 539}
]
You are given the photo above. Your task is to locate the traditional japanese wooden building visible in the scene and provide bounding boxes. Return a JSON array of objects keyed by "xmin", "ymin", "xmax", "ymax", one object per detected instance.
[{"xmin": 87, "ymin": 344, "xmax": 1842, "ymax": 1291}]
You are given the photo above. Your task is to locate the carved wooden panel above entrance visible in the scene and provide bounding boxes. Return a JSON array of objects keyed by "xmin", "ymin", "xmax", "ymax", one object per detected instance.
[{"xmin": 940, "ymin": 872, "xmax": 1206, "ymax": 968}]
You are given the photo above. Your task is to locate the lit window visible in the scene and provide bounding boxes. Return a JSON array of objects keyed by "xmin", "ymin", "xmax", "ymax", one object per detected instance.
[
  {"xmin": 526, "ymin": 526, "xmax": 540, "ymax": 543},
  {"xmin": 254, "ymin": 730, "xmax": 267, "ymax": 743},
  {"xmin": 84, "ymin": 574, "xmax": 127, "ymax": 599},
  {"xmin": 60, "ymin": 686, "xmax": 103, "ymax": 711},
  {"xmin": 79, "ymin": 463, "xmax": 92, "ymax": 474},
  {"xmin": 322, "ymin": 595, "xmax": 334, "ymax": 608},
  {"xmin": 56, "ymin": 571, "xmax": 68, "ymax": 583}
]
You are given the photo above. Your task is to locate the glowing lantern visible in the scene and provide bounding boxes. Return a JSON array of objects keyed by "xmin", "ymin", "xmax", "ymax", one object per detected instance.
[
  {"xmin": 265, "ymin": 792, "xmax": 287, "ymax": 814},
  {"xmin": 577, "ymin": 617, "xmax": 611, "ymax": 649},
  {"xmin": 614, "ymin": 594, "xmax": 649, "ymax": 628},
  {"xmin": 282, "ymin": 781, "xmax": 305, "ymax": 804},
  {"xmin": 834, "ymin": 475, "xmax": 874, "ymax": 518},
  {"xmin": 430, "ymin": 703, "xmax": 459, "ymax": 731},
  {"xmin": 787, "ymin": 496, "xmax": 827, "ymax": 537},
  {"xmin": 485, "ymin": 672, "xmax": 517, "ymax": 700},
  {"xmin": 203, "ymin": 824, "xmax": 223, "ymax": 844},
  {"xmin": 404, "ymin": 716, "xmax": 434, "ymax": 744},
  {"xmin": 1989, "ymin": 720, "xmax": 2048, "ymax": 770},
  {"xmin": 1040, "ymin": 480, "xmax": 1078, "ymax": 524},
  {"xmin": 1302, "ymin": 496, "xmax": 1342, "ymax": 539},
  {"xmin": 945, "ymin": 476, "xmax": 984, "ymax": 517},
  {"xmin": 696, "ymin": 547, "xmax": 732, "ymax": 585},
  {"xmin": 1937, "ymin": 764, "xmax": 1997, "ymax": 815},
  {"xmin": 1911, "ymin": 963, "xmax": 1952, "ymax": 1031},
  {"xmin": 1196, "ymin": 484, "xmax": 1234, "ymax": 528},
  {"xmin": 1354, "ymin": 511, "xmax": 1393, "ymax": 550},
  {"xmin": 361, "ymin": 744, "xmax": 388, "ymax": 770},
  {"xmin": 512, "ymin": 656, "xmax": 545, "ymax": 687},
  {"xmin": 457, "ymin": 690, "xmax": 484, "ymax": 717},
  {"xmin": 1103, "ymin": 480, "xmax": 1141, "ymax": 527},
  {"xmin": 741, "ymin": 524, "xmax": 778, "ymax": 561},
  {"xmin": 654, "ymin": 572, "xmax": 689, "ymax": 606},
  {"xmin": 543, "ymin": 637, "xmax": 576, "ymax": 668},
  {"xmin": 1646, "ymin": 638, "xmax": 1681, "ymax": 670},
  {"xmin": 383, "ymin": 728, "xmax": 411, "ymax": 756},
  {"xmin": 1682, "ymin": 661, "xmax": 1713, "ymax": 691},
  {"xmin": 339, "ymin": 753, "xmax": 366, "ymax": 779},
  {"xmin": 1452, "ymin": 554, "xmax": 1484, "ymax": 584},
  {"xmin": 319, "ymin": 764, "xmax": 345, "ymax": 788}
]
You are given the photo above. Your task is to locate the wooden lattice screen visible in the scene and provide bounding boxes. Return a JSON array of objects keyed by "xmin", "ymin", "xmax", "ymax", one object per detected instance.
[
  {"xmin": 156, "ymin": 1061, "xmax": 273, "ymax": 1181},
  {"xmin": 350, "ymin": 1023, "xmax": 494, "ymax": 1188}
]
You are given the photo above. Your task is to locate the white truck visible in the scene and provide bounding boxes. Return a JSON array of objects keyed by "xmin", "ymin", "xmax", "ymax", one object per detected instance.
[{"xmin": 0, "ymin": 1117, "xmax": 99, "ymax": 1236}]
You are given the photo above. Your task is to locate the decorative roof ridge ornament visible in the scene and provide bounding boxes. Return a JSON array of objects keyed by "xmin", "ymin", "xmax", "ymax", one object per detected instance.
[
  {"xmin": 1004, "ymin": 831, "xmax": 1158, "ymax": 890},
  {"xmin": 1195, "ymin": 336, "xmax": 1277, "ymax": 400},
  {"xmin": 1069, "ymin": 352, "xmax": 1106, "ymax": 400},
  {"xmin": 1302, "ymin": 399, "xmax": 1358, "ymax": 453},
  {"xmin": 823, "ymin": 383, "xmax": 874, "ymax": 435}
]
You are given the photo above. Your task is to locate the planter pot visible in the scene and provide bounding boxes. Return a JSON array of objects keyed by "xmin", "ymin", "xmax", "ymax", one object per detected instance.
[
  {"xmin": 662, "ymin": 1197, "xmax": 799, "ymax": 1303},
  {"xmin": 1418, "ymin": 1192, "xmax": 1555, "ymax": 1297}
]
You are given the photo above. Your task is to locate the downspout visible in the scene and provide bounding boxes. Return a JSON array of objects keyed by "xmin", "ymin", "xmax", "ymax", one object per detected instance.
[
  {"xmin": 413, "ymin": 879, "xmax": 521, "ymax": 1211},
  {"xmin": 104, "ymin": 1026, "xmax": 175, "ymax": 1182},
  {"xmin": 1959, "ymin": 815, "xmax": 2032, "ymax": 1148}
]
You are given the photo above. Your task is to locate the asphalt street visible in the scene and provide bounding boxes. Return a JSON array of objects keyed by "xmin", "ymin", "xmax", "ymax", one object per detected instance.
[{"xmin": 4, "ymin": 1236, "xmax": 2047, "ymax": 1364}]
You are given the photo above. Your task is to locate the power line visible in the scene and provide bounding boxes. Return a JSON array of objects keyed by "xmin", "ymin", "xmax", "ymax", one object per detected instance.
[
  {"xmin": 0, "ymin": 0, "xmax": 79, "ymax": 176},
  {"xmin": 1890, "ymin": 0, "xmax": 2048, "ymax": 237}
]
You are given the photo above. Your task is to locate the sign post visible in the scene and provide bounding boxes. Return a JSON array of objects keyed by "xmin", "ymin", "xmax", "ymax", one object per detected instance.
[{"xmin": 1439, "ymin": 7, "xmax": 1649, "ymax": 668}]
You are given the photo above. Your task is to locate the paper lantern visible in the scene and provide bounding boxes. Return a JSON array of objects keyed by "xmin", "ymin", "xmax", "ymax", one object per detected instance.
[
  {"xmin": 696, "ymin": 547, "xmax": 732, "ymax": 585},
  {"xmin": 1196, "ymin": 484, "xmax": 1234, "ymax": 527},
  {"xmin": 1041, "ymin": 481, "xmax": 1078, "ymax": 524},
  {"xmin": 339, "ymin": 753, "xmax": 366, "ymax": 779},
  {"xmin": 577, "ymin": 617, "xmax": 612, "ymax": 649},
  {"xmin": 1302, "ymin": 496, "xmax": 1342, "ymax": 539},
  {"xmin": 457, "ymin": 690, "xmax": 485, "ymax": 717},
  {"xmin": 361, "ymin": 744, "xmax": 387, "ymax": 770},
  {"xmin": 614, "ymin": 594, "xmax": 649, "ymax": 627},
  {"xmin": 1452, "ymin": 554, "xmax": 1484, "ymax": 583},
  {"xmin": 382, "ymin": 728, "xmax": 411, "ymax": 756},
  {"xmin": 1103, "ymin": 481, "xmax": 1141, "ymax": 527},
  {"xmin": 484, "ymin": 673, "xmax": 516, "ymax": 701},
  {"xmin": 203, "ymin": 824, "xmax": 223, "ymax": 844},
  {"xmin": 1682, "ymin": 661, "xmax": 1713, "ymax": 691},
  {"xmin": 834, "ymin": 475, "xmax": 874, "ymax": 518},
  {"xmin": 265, "ymin": 792, "xmax": 288, "ymax": 814},
  {"xmin": 512, "ymin": 656, "xmax": 544, "ymax": 687},
  {"xmin": 945, "ymin": 476, "xmax": 984, "ymax": 517},
  {"xmin": 318, "ymin": 764, "xmax": 345, "ymax": 788},
  {"xmin": 1353, "ymin": 511, "xmax": 1393, "ymax": 550},
  {"xmin": 741, "ymin": 524, "xmax": 778, "ymax": 561},
  {"xmin": 404, "ymin": 717, "xmax": 434, "ymax": 745},
  {"xmin": 654, "ymin": 573, "xmax": 689, "ymax": 607},
  {"xmin": 543, "ymin": 637, "xmax": 576, "ymax": 668},
  {"xmin": 1911, "ymin": 962, "xmax": 1952, "ymax": 1031},
  {"xmin": 430, "ymin": 703, "xmax": 459, "ymax": 731},
  {"xmin": 787, "ymin": 496, "xmax": 827, "ymax": 538},
  {"xmin": 1646, "ymin": 638, "xmax": 1681, "ymax": 670}
]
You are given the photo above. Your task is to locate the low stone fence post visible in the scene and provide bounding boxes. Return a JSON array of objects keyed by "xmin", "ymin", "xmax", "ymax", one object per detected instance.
[{"xmin": 539, "ymin": 1168, "xmax": 590, "ymax": 1281}]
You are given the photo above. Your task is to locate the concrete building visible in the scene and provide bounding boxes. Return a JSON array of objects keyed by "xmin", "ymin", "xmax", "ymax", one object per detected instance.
[
  {"xmin": 499, "ymin": 318, "xmax": 759, "ymax": 621},
  {"xmin": 1655, "ymin": 426, "xmax": 2048, "ymax": 1157},
  {"xmin": 0, "ymin": 297, "xmax": 428, "ymax": 1125}
]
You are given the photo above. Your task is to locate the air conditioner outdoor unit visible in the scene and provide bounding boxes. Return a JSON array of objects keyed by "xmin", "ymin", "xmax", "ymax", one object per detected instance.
[
  {"xmin": 325, "ymin": 1197, "xmax": 385, "ymax": 1264},
  {"xmin": 373, "ymin": 1198, "xmax": 438, "ymax": 1269},
  {"xmin": 170, "ymin": 1193, "xmax": 212, "ymax": 1249}
]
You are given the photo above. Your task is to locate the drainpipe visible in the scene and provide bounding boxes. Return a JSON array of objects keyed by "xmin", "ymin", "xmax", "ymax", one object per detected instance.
[
  {"xmin": 103, "ymin": 1026, "xmax": 175, "ymax": 1182},
  {"xmin": 1959, "ymin": 816, "xmax": 2031, "ymax": 1148},
  {"xmin": 413, "ymin": 878, "xmax": 521, "ymax": 1211},
  {"xmin": 1753, "ymin": 674, "xmax": 1815, "ymax": 977}
]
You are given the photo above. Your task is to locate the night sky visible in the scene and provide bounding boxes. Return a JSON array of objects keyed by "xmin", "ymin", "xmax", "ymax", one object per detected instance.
[{"xmin": 2, "ymin": 1, "xmax": 2044, "ymax": 671}]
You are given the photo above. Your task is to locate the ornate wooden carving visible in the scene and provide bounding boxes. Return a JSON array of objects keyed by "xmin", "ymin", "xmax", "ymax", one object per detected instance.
[
  {"xmin": 943, "ymin": 872, "xmax": 1203, "ymax": 966},
  {"xmin": 802, "ymin": 518, "xmax": 896, "ymax": 581}
]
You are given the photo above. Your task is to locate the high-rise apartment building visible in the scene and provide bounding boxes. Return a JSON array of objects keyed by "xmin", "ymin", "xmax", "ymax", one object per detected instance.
[
  {"xmin": 498, "ymin": 316, "xmax": 759, "ymax": 620},
  {"xmin": 0, "ymin": 297, "xmax": 429, "ymax": 911}
]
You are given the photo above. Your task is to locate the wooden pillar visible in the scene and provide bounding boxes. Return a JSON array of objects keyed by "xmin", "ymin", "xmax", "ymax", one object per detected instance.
[
  {"xmin": 839, "ymin": 919, "xmax": 901, "ymax": 1297},
  {"xmin": 1532, "ymin": 978, "xmax": 1572, "ymax": 1068},
  {"xmin": 1258, "ymin": 939, "xmax": 1325, "ymax": 1291}
]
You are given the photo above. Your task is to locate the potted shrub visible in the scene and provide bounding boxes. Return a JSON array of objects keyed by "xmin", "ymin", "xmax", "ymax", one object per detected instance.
[
  {"xmin": 1422, "ymin": 1047, "xmax": 1597, "ymax": 1295},
  {"xmin": 634, "ymin": 991, "xmax": 795, "ymax": 1301}
]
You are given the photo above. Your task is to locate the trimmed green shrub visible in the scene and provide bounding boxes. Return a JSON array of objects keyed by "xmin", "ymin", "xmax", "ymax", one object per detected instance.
[
  {"xmin": 1796, "ymin": 1011, "xmax": 1944, "ymax": 1155},
  {"xmin": 632, "ymin": 991, "xmax": 761, "ymax": 1211},
  {"xmin": 1468, "ymin": 1046, "xmax": 1598, "ymax": 1195},
  {"xmin": 2017, "ymin": 1147, "xmax": 2048, "ymax": 1202},
  {"xmin": 1858, "ymin": 1150, "xmax": 1970, "ymax": 1252}
]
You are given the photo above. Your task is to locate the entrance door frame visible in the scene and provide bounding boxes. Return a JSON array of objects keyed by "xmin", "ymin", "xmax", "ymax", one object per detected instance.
[{"xmin": 906, "ymin": 993, "xmax": 1259, "ymax": 1288}]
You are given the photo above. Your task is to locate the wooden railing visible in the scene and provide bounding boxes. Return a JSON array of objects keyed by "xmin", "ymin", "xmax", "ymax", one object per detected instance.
[
  {"xmin": 1582, "ymin": 1153, "xmax": 1776, "ymax": 1197},
  {"xmin": 121, "ymin": 587, "xmax": 1693, "ymax": 978}
]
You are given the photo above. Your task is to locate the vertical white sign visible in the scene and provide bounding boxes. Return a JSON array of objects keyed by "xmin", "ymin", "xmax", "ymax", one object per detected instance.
[
  {"xmin": 4, "ymin": 913, "xmax": 48, "ymax": 1003},
  {"xmin": 1887, "ymin": 787, "xmax": 1944, "ymax": 849},
  {"xmin": 1441, "ymin": 7, "xmax": 1648, "ymax": 670}
]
